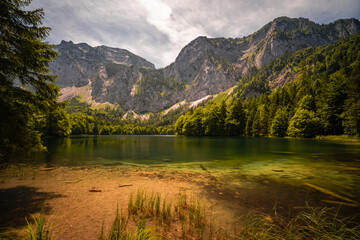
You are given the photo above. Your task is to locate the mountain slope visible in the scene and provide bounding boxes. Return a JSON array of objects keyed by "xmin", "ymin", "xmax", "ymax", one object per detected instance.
[
  {"xmin": 50, "ymin": 17, "xmax": 360, "ymax": 113},
  {"xmin": 175, "ymin": 33, "xmax": 360, "ymax": 137}
]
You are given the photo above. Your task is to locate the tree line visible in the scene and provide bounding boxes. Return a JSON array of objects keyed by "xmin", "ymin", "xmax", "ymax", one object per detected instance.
[
  {"xmin": 175, "ymin": 34, "xmax": 360, "ymax": 138},
  {"xmin": 1, "ymin": 0, "xmax": 358, "ymax": 161},
  {"xmin": 65, "ymin": 105, "xmax": 174, "ymax": 136}
]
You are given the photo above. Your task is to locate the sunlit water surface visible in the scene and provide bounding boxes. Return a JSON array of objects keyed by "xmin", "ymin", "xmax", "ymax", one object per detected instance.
[{"xmin": 20, "ymin": 135, "xmax": 360, "ymax": 210}]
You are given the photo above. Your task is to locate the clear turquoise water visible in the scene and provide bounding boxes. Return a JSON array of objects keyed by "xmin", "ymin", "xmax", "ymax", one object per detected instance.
[{"xmin": 28, "ymin": 135, "xmax": 360, "ymax": 210}]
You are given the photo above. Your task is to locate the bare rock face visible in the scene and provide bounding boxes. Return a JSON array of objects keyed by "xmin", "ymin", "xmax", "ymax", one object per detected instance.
[
  {"xmin": 50, "ymin": 17, "xmax": 360, "ymax": 113},
  {"xmin": 50, "ymin": 41, "xmax": 154, "ymax": 88},
  {"xmin": 250, "ymin": 17, "xmax": 360, "ymax": 67}
]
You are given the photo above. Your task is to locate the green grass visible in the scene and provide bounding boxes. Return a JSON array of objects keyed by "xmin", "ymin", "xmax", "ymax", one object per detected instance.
[
  {"xmin": 237, "ymin": 207, "xmax": 360, "ymax": 240},
  {"xmin": 26, "ymin": 212, "xmax": 55, "ymax": 240},
  {"xmin": 102, "ymin": 189, "xmax": 223, "ymax": 239}
]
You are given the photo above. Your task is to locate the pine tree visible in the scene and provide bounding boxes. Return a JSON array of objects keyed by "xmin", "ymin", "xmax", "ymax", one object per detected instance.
[
  {"xmin": 0, "ymin": 0, "xmax": 60, "ymax": 158},
  {"xmin": 270, "ymin": 108, "xmax": 288, "ymax": 137},
  {"xmin": 225, "ymin": 99, "xmax": 246, "ymax": 135}
]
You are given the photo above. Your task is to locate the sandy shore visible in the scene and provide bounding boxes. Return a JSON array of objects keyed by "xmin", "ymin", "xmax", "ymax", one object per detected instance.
[
  {"xmin": 3, "ymin": 163, "xmax": 358, "ymax": 239},
  {"xmin": 0, "ymin": 165, "xmax": 241, "ymax": 239}
]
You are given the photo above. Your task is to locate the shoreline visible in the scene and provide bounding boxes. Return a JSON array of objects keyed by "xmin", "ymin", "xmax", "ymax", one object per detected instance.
[
  {"xmin": 1, "ymin": 162, "xmax": 360, "ymax": 239},
  {"xmin": 0, "ymin": 164, "xmax": 242, "ymax": 239}
]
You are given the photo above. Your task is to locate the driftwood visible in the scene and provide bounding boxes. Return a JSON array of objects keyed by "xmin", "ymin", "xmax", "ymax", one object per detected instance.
[
  {"xmin": 89, "ymin": 187, "xmax": 101, "ymax": 192},
  {"xmin": 119, "ymin": 184, "xmax": 133, "ymax": 188},
  {"xmin": 63, "ymin": 180, "xmax": 82, "ymax": 184}
]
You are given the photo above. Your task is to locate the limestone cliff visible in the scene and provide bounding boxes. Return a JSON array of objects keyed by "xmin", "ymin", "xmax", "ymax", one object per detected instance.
[{"xmin": 50, "ymin": 17, "xmax": 360, "ymax": 113}]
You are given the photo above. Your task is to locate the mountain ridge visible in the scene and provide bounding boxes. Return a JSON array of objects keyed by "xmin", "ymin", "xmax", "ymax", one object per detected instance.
[{"xmin": 50, "ymin": 17, "xmax": 360, "ymax": 113}]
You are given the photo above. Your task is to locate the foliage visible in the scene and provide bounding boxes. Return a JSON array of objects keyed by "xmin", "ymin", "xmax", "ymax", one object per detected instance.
[
  {"xmin": 100, "ymin": 189, "xmax": 223, "ymax": 240},
  {"xmin": 270, "ymin": 108, "xmax": 288, "ymax": 137},
  {"xmin": 0, "ymin": 0, "xmax": 71, "ymax": 158},
  {"xmin": 175, "ymin": 34, "xmax": 360, "ymax": 138},
  {"xmin": 237, "ymin": 206, "xmax": 360, "ymax": 240},
  {"xmin": 64, "ymin": 105, "xmax": 175, "ymax": 136},
  {"xmin": 225, "ymin": 99, "xmax": 246, "ymax": 136},
  {"xmin": 287, "ymin": 109, "xmax": 320, "ymax": 138},
  {"xmin": 26, "ymin": 212, "xmax": 55, "ymax": 240}
]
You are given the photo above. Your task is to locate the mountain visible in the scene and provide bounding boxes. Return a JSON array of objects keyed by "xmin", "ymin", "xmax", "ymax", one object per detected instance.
[
  {"xmin": 50, "ymin": 40, "xmax": 154, "ymax": 88},
  {"xmin": 50, "ymin": 17, "xmax": 360, "ymax": 113},
  {"xmin": 175, "ymin": 33, "xmax": 360, "ymax": 137}
]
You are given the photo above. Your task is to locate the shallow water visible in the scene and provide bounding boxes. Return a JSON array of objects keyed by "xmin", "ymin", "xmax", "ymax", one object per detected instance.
[{"xmin": 17, "ymin": 135, "xmax": 360, "ymax": 210}]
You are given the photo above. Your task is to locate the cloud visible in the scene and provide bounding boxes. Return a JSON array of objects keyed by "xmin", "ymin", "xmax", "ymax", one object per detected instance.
[{"xmin": 30, "ymin": 0, "xmax": 360, "ymax": 68}]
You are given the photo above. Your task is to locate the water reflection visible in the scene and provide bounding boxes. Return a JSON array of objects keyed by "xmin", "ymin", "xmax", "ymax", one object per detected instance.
[{"xmin": 42, "ymin": 135, "xmax": 360, "ymax": 165}]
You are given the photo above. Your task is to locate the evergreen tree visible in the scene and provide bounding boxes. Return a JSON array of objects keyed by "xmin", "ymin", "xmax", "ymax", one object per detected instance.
[
  {"xmin": 46, "ymin": 104, "xmax": 71, "ymax": 137},
  {"xmin": 218, "ymin": 101, "xmax": 227, "ymax": 135},
  {"xmin": 287, "ymin": 109, "xmax": 320, "ymax": 138},
  {"xmin": 225, "ymin": 99, "xmax": 246, "ymax": 135},
  {"xmin": 298, "ymin": 95, "xmax": 316, "ymax": 111},
  {"xmin": 174, "ymin": 115, "xmax": 185, "ymax": 135},
  {"xmin": 0, "ymin": 0, "xmax": 61, "ymax": 158},
  {"xmin": 318, "ymin": 72, "xmax": 347, "ymax": 135},
  {"xmin": 182, "ymin": 108, "xmax": 204, "ymax": 136},
  {"xmin": 258, "ymin": 104, "xmax": 269, "ymax": 136},
  {"xmin": 204, "ymin": 104, "xmax": 221, "ymax": 136},
  {"xmin": 342, "ymin": 100, "xmax": 360, "ymax": 136},
  {"xmin": 251, "ymin": 110, "xmax": 261, "ymax": 137},
  {"xmin": 245, "ymin": 109, "xmax": 256, "ymax": 136},
  {"xmin": 270, "ymin": 108, "xmax": 288, "ymax": 137}
]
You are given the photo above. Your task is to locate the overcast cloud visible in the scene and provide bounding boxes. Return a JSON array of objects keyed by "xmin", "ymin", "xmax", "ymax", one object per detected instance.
[{"xmin": 29, "ymin": 0, "xmax": 360, "ymax": 68}]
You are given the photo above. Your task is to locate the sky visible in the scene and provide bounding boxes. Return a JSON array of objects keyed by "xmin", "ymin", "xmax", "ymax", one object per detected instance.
[{"xmin": 29, "ymin": 0, "xmax": 360, "ymax": 68}]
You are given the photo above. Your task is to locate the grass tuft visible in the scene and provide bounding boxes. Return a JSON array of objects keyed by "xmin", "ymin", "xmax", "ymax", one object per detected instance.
[
  {"xmin": 26, "ymin": 212, "xmax": 54, "ymax": 240},
  {"xmin": 236, "ymin": 206, "xmax": 360, "ymax": 240}
]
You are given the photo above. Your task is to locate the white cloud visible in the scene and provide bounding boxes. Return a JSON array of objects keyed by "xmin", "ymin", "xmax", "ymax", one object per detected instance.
[{"xmin": 30, "ymin": 0, "xmax": 360, "ymax": 68}]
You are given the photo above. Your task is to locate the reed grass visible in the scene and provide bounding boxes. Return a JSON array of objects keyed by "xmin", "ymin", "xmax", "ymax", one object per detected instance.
[
  {"xmin": 101, "ymin": 189, "xmax": 224, "ymax": 239},
  {"xmin": 236, "ymin": 206, "xmax": 360, "ymax": 240},
  {"xmin": 26, "ymin": 212, "xmax": 54, "ymax": 240}
]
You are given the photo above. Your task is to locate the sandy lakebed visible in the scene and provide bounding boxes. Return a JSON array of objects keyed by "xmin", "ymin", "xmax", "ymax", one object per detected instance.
[
  {"xmin": 0, "ymin": 164, "xmax": 245, "ymax": 239},
  {"xmin": 1, "ymin": 162, "xmax": 358, "ymax": 239}
]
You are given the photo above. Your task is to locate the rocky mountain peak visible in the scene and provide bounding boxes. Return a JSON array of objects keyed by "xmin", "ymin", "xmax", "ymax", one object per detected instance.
[
  {"xmin": 330, "ymin": 18, "xmax": 360, "ymax": 38},
  {"xmin": 51, "ymin": 17, "xmax": 360, "ymax": 113}
]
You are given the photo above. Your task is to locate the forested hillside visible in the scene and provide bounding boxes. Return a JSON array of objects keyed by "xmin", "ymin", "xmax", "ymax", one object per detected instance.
[{"xmin": 174, "ymin": 34, "xmax": 360, "ymax": 138}]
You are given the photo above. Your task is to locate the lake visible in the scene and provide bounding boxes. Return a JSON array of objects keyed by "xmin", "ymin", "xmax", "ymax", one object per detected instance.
[{"xmin": 18, "ymin": 135, "xmax": 360, "ymax": 214}]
